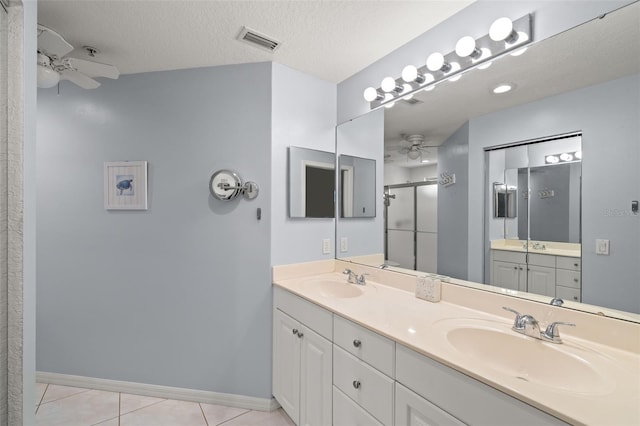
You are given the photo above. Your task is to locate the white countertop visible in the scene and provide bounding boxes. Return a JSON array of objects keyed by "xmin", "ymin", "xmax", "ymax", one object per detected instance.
[{"xmin": 273, "ymin": 264, "xmax": 640, "ymax": 426}]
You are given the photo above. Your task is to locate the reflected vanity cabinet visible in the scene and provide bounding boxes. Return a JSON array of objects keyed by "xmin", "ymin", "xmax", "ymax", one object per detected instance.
[
  {"xmin": 273, "ymin": 286, "xmax": 568, "ymax": 426},
  {"xmin": 490, "ymin": 250, "xmax": 581, "ymax": 301}
]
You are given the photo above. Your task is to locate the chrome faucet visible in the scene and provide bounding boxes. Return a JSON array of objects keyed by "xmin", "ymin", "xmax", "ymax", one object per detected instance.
[
  {"xmin": 343, "ymin": 269, "xmax": 367, "ymax": 285},
  {"xmin": 531, "ymin": 242, "xmax": 546, "ymax": 250},
  {"xmin": 502, "ymin": 307, "xmax": 575, "ymax": 344}
]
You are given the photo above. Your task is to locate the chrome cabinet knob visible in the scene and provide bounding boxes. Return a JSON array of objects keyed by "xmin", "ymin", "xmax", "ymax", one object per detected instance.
[
  {"xmin": 353, "ymin": 339, "xmax": 362, "ymax": 348},
  {"xmin": 352, "ymin": 380, "xmax": 361, "ymax": 389}
]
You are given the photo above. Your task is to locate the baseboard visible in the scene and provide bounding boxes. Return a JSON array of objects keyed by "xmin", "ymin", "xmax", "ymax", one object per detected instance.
[{"xmin": 36, "ymin": 371, "xmax": 280, "ymax": 412}]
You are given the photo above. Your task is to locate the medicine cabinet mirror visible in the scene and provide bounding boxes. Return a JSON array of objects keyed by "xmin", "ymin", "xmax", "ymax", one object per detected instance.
[
  {"xmin": 288, "ymin": 146, "xmax": 336, "ymax": 218},
  {"xmin": 335, "ymin": 2, "xmax": 639, "ymax": 321}
]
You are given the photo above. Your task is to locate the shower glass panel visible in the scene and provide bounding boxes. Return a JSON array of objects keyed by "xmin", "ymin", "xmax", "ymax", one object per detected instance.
[
  {"xmin": 385, "ymin": 186, "xmax": 414, "ymax": 269},
  {"xmin": 416, "ymin": 184, "xmax": 437, "ymax": 272}
]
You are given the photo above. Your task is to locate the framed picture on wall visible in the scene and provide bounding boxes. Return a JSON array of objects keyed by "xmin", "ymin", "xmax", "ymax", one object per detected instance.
[{"xmin": 104, "ymin": 161, "xmax": 148, "ymax": 210}]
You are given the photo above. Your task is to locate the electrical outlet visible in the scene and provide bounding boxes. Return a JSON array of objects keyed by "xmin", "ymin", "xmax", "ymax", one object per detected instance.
[
  {"xmin": 340, "ymin": 237, "xmax": 348, "ymax": 253},
  {"xmin": 322, "ymin": 238, "xmax": 331, "ymax": 254},
  {"xmin": 416, "ymin": 275, "xmax": 441, "ymax": 302},
  {"xmin": 596, "ymin": 239, "xmax": 610, "ymax": 255}
]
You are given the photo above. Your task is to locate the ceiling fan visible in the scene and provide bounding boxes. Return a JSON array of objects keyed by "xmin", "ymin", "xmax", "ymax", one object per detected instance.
[
  {"xmin": 37, "ymin": 24, "xmax": 119, "ymax": 89},
  {"xmin": 398, "ymin": 134, "xmax": 433, "ymax": 161}
]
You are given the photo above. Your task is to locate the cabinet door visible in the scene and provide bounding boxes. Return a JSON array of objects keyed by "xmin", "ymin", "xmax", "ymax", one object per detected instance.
[
  {"xmin": 527, "ymin": 265, "xmax": 556, "ymax": 297},
  {"xmin": 491, "ymin": 260, "xmax": 520, "ymax": 290},
  {"xmin": 299, "ymin": 325, "xmax": 332, "ymax": 426},
  {"xmin": 273, "ymin": 310, "xmax": 301, "ymax": 424},
  {"xmin": 395, "ymin": 382, "xmax": 465, "ymax": 426}
]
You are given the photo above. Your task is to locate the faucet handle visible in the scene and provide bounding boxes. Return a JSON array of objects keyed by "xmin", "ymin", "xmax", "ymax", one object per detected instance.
[
  {"xmin": 502, "ymin": 307, "xmax": 525, "ymax": 330},
  {"xmin": 343, "ymin": 268, "xmax": 352, "ymax": 275},
  {"xmin": 542, "ymin": 321, "xmax": 576, "ymax": 344}
]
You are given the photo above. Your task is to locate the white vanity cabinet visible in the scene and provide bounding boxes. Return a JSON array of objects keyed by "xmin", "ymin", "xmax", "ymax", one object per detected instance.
[
  {"xmin": 490, "ymin": 250, "xmax": 581, "ymax": 300},
  {"xmin": 332, "ymin": 315, "xmax": 395, "ymax": 426},
  {"xmin": 273, "ymin": 288, "xmax": 332, "ymax": 426},
  {"xmin": 395, "ymin": 345, "xmax": 568, "ymax": 425},
  {"xmin": 490, "ymin": 250, "xmax": 527, "ymax": 291}
]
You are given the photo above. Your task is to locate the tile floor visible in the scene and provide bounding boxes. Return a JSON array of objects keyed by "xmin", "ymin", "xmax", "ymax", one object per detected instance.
[{"xmin": 35, "ymin": 383, "xmax": 295, "ymax": 426}]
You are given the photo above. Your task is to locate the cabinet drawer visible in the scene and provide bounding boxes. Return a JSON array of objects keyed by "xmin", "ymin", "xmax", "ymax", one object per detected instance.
[
  {"xmin": 274, "ymin": 286, "xmax": 333, "ymax": 340},
  {"xmin": 556, "ymin": 286, "xmax": 581, "ymax": 302},
  {"xmin": 395, "ymin": 382, "xmax": 465, "ymax": 426},
  {"xmin": 396, "ymin": 345, "xmax": 568, "ymax": 425},
  {"xmin": 491, "ymin": 249, "xmax": 526, "ymax": 264},
  {"xmin": 528, "ymin": 253, "xmax": 556, "ymax": 268},
  {"xmin": 556, "ymin": 269, "xmax": 581, "ymax": 289},
  {"xmin": 334, "ymin": 315, "xmax": 395, "ymax": 378},
  {"xmin": 557, "ymin": 256, "xmax": 581, "ymax": 271},
  {"xmin": 333, "ymin": 346, "xmax": 394, "ymax": 426},
  {"xmin": 333, "ymin": 386, "xmax": 384, "ymax": 426}
]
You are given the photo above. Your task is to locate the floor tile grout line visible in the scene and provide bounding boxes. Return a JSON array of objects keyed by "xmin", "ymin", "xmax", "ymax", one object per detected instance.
[
  {"xmin": 38, "ymin": 385, "xmax": 92, "ymax": 405},
  {"xmin": 90, "ymin": 414, "xmax": 120, "ymax": 426},
  {"xmin": 118, "ymin": 396, "xmax": 168, "ymax": 417},
  {"xmin": 34, "ymin": 383, "xmax": 49, "ymax": 415},
  {"xmin": 215, "ymin": 409, "xmax": 252, "ymax": 426},
  {"xmin": 198, "ymin": 403, "xmax": 210, "ymax": 426}
]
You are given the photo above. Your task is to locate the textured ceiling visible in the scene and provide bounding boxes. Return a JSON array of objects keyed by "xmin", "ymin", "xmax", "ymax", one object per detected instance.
[{"xmin": 37, "ymin": 0, "xmax": 473, "ymax": 83}]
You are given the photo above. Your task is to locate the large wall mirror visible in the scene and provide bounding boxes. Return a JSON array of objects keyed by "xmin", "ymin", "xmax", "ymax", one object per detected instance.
[{"xmin": 336, "ymin": 2, "xmax": 639, "ymax": 321}]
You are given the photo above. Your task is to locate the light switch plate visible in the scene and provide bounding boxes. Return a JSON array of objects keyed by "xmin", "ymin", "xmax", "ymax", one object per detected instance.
[
  {"xmin": 596, "ymin": 239, "xmax": 610, "ymax": 255},
  {"xmin": 322, "ymin": 238, "xmax": 331, "ymax": 254}
]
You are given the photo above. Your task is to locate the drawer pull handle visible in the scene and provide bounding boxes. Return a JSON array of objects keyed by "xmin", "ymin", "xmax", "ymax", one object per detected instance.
[
  {"xmin": 297, "ymin": 332, "xmax": 304, "ymax": 338},
  {"xmin": 574, "ymin": 278, "xmax": 579, "ymax": 283},
  {"xmin": 574, "ymin": 263, "xmax": 579, "ymax": 267},
  {"xmin": 352, "ymin": 380, "xmax": 361, "ymax": 389},
  {"xmin": 292, "ymin": 329, "xmax": 298, "ymax": 335},
  {"xmin": 353, "ymin": 339, "xmax": 362, "ymax": 348}
]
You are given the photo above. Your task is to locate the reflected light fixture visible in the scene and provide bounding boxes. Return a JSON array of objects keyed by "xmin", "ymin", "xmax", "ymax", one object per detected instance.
[
  {"xmin": 575, "ymin": 151, "xmax": 582, "ymax": 159},
  {"xmin": 383, "ymin": 93, "xmax": 396, "ymax": 109},
  {"xmin": 546, "ymin": 151, "xmax": 581, "ymax": 164},
  {"xmin": 492, "ymin": 83, "xmax": 514, "ymax": 94},
  {"xmin": 560, "ymin": 153, "xmax": 574, "ymax": 162},
  {"xmin": 407, "ymin": 150, "xmax": 421, "ymax": 160},
  {"xmin": 546, "ymin": 155, "xmax": 560, "ymax": 164}
]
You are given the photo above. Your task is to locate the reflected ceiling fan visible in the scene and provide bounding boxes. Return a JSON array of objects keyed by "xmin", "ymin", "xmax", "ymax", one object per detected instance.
[
  {"xmin": 398, "ymin": 134, "xmax": 433, "ymax": 161},
  {"xmin": 37, "ymin": 24, "xmax": 119, "ymax": 89}
]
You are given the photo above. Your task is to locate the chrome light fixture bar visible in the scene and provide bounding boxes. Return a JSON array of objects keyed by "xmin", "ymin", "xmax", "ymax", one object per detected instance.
[{"xmin": 364, "ymin": 14, "xmax": 532, "ymax": 109}]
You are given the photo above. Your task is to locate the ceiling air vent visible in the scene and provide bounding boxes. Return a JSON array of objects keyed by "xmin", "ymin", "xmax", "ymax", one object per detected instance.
[
  {"xmin": 237, "ymin": 26, "xmax": 281, "ymax": 53},
  {"xmin": 398, "ymin": 98, "xmax": 424, "ymax": 106}
]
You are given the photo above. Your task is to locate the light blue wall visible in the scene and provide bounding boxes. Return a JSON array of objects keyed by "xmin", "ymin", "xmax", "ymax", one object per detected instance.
[
  {"xmin": 437, "ymin": 123, "xmax": 469, "ymax": 279},
  {"xmin": 337, "ymin": 0, "xmax": 633, "ymax": 123},
  {"xmin": 470, "ymin": 74, "xmax": 640, "ymax": 313},
  {"xmin": 37, "ymin": 63, "xmax": 275, "ymax": 397},
  {"xmin": 271, "ymin": 63, "xmax": 337, "ymax": 265}
]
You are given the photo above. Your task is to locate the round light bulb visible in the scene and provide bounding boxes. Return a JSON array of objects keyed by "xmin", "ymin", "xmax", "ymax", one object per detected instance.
[
  {"xmin": 426, "ymin": 52, "xmax": 447, "ymax": 72},
  {"xmin": 363, "ymin": 87, "xmax": 380, "ymax": 102},
  {"xmin": 383, "ymin": 93, "xmax": 395, "ymax": 108},
  {"xmin": 546, "ymin": 155, "xmax": 559, "ymax": 164},
  {"xmin": 478, "ymin": 61, "xmax": 493, "ymax": 70},
  {"xmin": 402, "ymin": 84, "xmax": 414, "ymax": 100},
  {"xmin": 560, "ymin": 153, "xmax": 574, "ymax": 162},
  {"xmin": 37, "ymin": 64, "xmax": 60, "ymax": 88},
  {"xmin": 455, "ymin": 36, "xmax": 478, "ymax": 58},
  {"xmin": 510, "ymin": 47, "xmax": 528, "ymax": 57},
  {"xmin": 575, "ymin": 151, "xmax": 582, "ymax": 160},
  {"xmin": 489, "ymin": 17, "xmax": 515, "ymax": 42},
  {"xmin": 381, "ymin": 76, "xmax": 398, "ymax": 93},
  {"xmin": 402, "ymin": 65, "xmax": 418, "ymax": 83}
]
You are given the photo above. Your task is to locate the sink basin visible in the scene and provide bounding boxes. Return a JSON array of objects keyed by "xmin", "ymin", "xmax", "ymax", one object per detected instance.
[
  {"xmin": 436, "ymin": 319, "xmax": 614, "ymax": 395},
  {"xmin": 306, "ymin": 277, "xmax": 364, "ymax": 298}
]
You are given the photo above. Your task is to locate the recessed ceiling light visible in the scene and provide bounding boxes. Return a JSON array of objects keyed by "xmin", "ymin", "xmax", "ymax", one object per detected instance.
[{"xmin": 492, "ymin": 83, "xmax": 514, "ymax": 94}]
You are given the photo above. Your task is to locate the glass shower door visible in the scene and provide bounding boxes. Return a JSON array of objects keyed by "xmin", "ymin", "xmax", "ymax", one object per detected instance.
[
  {"xmin": 385, "ymin": 186, "xmax": 415, "ymax": 269},
  {"xmin": 416, "ymin": 183, "xmax": 437, "ymax": 273}
]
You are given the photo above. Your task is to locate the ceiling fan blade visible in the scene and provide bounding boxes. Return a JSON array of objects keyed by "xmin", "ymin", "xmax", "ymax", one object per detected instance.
[
  {"xmin": 60, "ymin": 69, "xmax": 101, "ymax": 89},
  {"xmin": 37, "ymin": 24, "xmax": 74, "ymax": 58},
  {"xmin": 65, "ymin": 58, "xmax": 119, "ymax": 79}
]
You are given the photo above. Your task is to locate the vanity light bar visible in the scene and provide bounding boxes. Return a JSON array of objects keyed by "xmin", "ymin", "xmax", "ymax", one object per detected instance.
[
  {"xmin": 364, "ymin": 14, "xmax": 532, "ymax": 110},
  {"xmin": 545, "ymin": 151, "xmax": 581, "ymax": 164}
]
